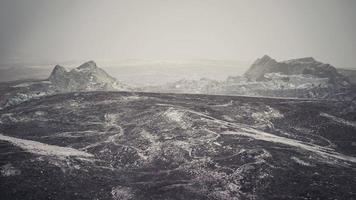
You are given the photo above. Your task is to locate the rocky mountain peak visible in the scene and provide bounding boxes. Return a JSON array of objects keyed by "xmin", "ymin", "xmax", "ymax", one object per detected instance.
[
  {"xmin": 261, "ymin": 55, "xmax": 273, "ymax": 61},
  {"xmin": 77, "ymin": 60, "xmax": 98, "ymax": 70},
  {"xmin": 50, "ymin": 65, "xmax": 66, "ymax": 74},
  {"xmin": 244, "ymin": 55, "xmax": 280, "ymax": 80},
  {"xmin": 49, "ymin": 65, "xmax": 67, "ymax": 81},
  {"xmin": 243, "ymin": 55, "xmax": 350, "ymax": 89},
  {"xmin": 253, "ymin": 55, "xmax": 277, "ymax": 66},
  {"xmin": 48, "ymin": 61, "xmax": 128, "ymax": 92}
]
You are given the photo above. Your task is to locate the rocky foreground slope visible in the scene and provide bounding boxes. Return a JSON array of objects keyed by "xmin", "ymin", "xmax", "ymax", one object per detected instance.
[{"xmin": 1, "ymin": 91, "xmax": 356, "ymax": 199}]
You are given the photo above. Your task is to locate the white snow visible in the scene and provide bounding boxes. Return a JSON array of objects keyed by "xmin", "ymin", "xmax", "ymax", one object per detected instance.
[
  {"xmin": 221, "ymin": 128, "xmax": 356, "ymax": 164},
  {"xmin": 320, "ymin": 112, "xmax": 356, "ymax": 128},
  {"xmin": 251, "ymin": 106, "xmax": 283, "ymax": 128},
  {"xmin": 0, "ymin": 163, "xmax": 21, "ymax": 177},
  {"xmin": 164, "ymin": 108, "xmax": 185, "ymax": 122},
  {"xmin": 291, "ymin": 156, "xmax": 312, "ymax": 166},
  {"xmin": 11, "ymin": 81, "xmax": 51, "ymax": 88},
  {"xmin": 111, "ymin": 186, "xmax": 134, "ymax": 200},
  {"xmin": 0, "ymin": 133, "xmax": 93, "ymax": 158},
  {"xmin": 212, "ymin": 100, "xmax": 234, "ymax": 107},
  {"xmin": 162, "ymin": 108, "xmax": 191, "ymax": 129}
]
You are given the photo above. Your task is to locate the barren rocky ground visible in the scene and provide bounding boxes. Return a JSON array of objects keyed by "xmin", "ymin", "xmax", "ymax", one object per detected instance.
[{"xmin": 1, "ymin": 91, "xmax": 356, "ymax": 199}]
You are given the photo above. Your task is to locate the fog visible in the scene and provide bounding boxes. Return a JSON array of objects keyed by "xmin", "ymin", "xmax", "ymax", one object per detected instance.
[{"xmin": 0, "ymin": 0, "xmax": 355, "ymax": 79}]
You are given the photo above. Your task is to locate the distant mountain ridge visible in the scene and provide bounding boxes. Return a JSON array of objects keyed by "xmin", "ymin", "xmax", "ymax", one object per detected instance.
[
  {"xmin": 1, "ymin": 57, "xmax": 355, "ymax": 110},
  {"xmin": 244, "ymin": 55, "xmax": 348, "ymax": 85},
  {"xmin": 143, "ymin": 55, "xmax": 354, "ymax": 100}
]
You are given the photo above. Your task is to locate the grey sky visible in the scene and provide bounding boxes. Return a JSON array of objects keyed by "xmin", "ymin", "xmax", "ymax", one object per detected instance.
[{"xmin": 0, "ymin": 0, "xmax": 355, "ymax": 68}]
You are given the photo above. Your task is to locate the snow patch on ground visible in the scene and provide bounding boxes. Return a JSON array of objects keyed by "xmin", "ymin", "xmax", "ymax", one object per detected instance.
[
  {"xmin": 320, "ymin": 112, "xmax": 356, "ymax": 128},
  {"xmin": 164, "ymin": 108, "xmax": 185, "ymax": 122},
  {"xmin": 221, "ymin": 128, "xmax": 356, "ymax": 165},
  {"xmin": 68, "ymin": 100, "xmax": 80, "ymax": 107},
  {"xmin": 121, "ymin": 95, "xmax": 142, "ymax": 101},
  {"xmin": 5, "ymin": 92, "xmax": 50, "ymax": 107},
  {"xmin": 163, "ymin": 108, "xmax": 191, "ymax": 129},
  {"xmin": 34, "ymin": 111, "xmax": 46, "ymax": 116},
  {"xmin": 0, "ymin": 113, "xmax": 19, "ymax": 123},
  {"xmin": 104, "ymin": 113, "xmax": 120, "ymax": 127},
  {"xmin": 212, "ymin": 100, "xmax": 233, "ymax": 107},
  {"xmin": 42, "ymin": 130, "xmax": 104, "ymax": 139},
  {"xmin": 111, "ymin": 186, "xmax": 134, "ymax": 200},
  {"xmin": 11, "ymin": 81, "xmax": 51, "ymax": 88},
  {"xmin": 0, "ymin": 133, "xmax": 94, "ymax": 159},
  {"xmin": 291, "ymin": 156, "xmax": 312, "ymax": 166},
  {"xmin": 251, "ymin": 106, "xmax": 283, "ymax": 127},
  {"xmin": 0, "ymin": 163, "xmax": 21, "ymax": 177}
]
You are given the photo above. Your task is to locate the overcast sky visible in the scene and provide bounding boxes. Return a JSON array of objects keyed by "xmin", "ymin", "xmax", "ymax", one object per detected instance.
[{"xmin": 0, "ymin": 0, "xmax": 355, "ymax": 68}]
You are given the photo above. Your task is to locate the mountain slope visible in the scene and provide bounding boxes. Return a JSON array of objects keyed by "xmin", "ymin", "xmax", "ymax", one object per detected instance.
[
  {"xmin": 244, "ymin": 55, "xmax": 282, "ymax": 81},
  {"xmin": 338, "ymin": 68, "xmax": 356, "ymax": 85}
]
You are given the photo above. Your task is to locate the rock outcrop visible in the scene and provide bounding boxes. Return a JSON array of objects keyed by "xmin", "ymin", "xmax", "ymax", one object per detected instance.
[
  {"xmin": 244, "ymin": 55, "xmax": 350, "ymax": 88},
  {"xmin": 1, "ymin": 61, "xmax": 129, "ymax": 108},
  {"xmin": 48, "ymin": 61, "xmax": 128, "ymax": 92},
  {"xmin": 143, "ymin": 55, "xmax": 353, "ymax": 99}
]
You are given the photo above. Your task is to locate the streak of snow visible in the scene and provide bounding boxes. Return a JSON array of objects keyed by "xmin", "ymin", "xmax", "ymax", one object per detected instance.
[
  {"xmin": 291, "ymin": 156, "xmax": 312, "ymax": 166},
  {"xmin": 320, "ymin": 112, "xmax": 356, "ymax": 128},
  {"xmin": 11, "ymin": 81, "xmax": 51, "ymax": 88},
  {"xmin": 0, "ymin": 133, "xmax": 93, "ymax": 158},
  {"xmin": 222, "ymin": 128, "xmax": 356, "ymax": 164},
  {"xmin": 212, "ymin": 100, "xmax": 234, "ymax": 107},
  {"xmin": 175, "ymin": 108, "xmax": 356, "ymax": 165}
]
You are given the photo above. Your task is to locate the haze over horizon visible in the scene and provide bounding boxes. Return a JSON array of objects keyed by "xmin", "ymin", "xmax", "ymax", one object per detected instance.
[{"xmin": 0, "ymin": 0, "xmax": 356, "ymax": 69}]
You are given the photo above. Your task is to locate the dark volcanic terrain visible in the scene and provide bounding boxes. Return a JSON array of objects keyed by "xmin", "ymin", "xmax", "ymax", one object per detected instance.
[{"xmin": 1, "ymin": 91, "xmax": 356, "ymax": 199}]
